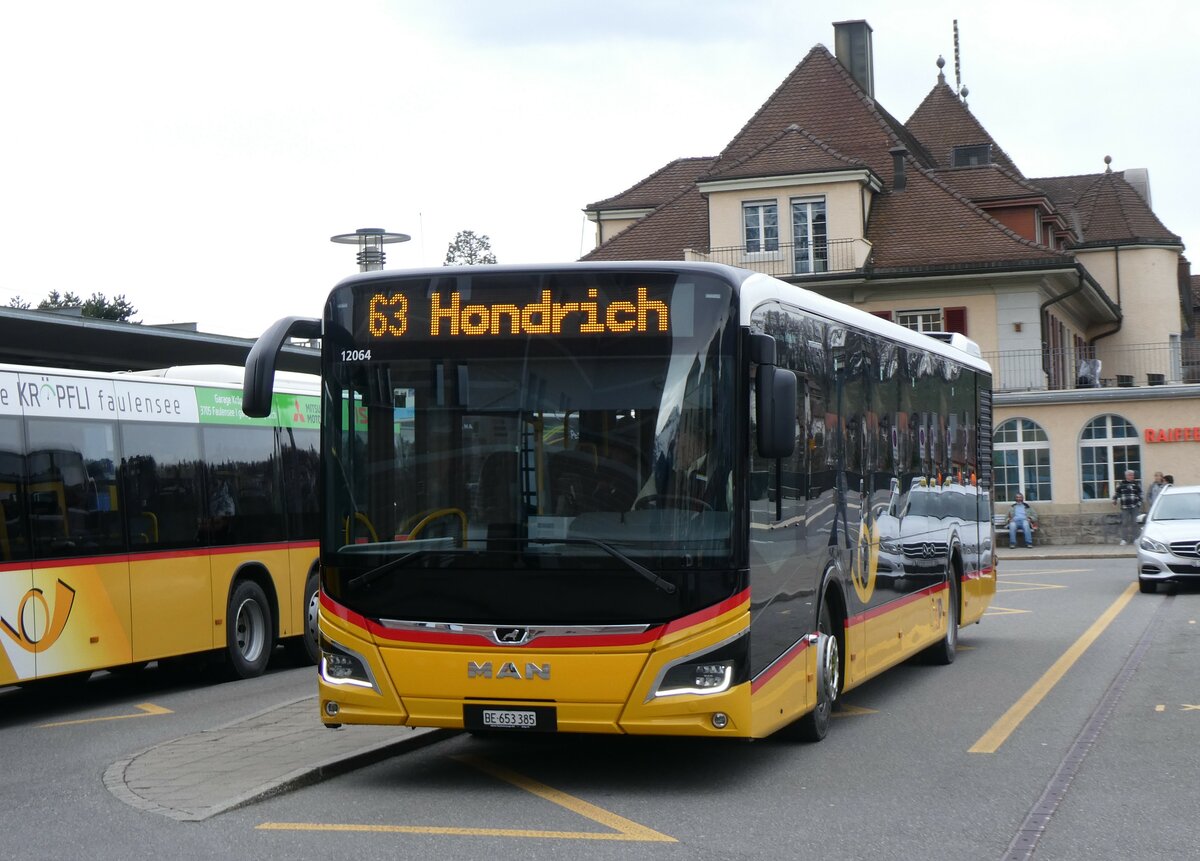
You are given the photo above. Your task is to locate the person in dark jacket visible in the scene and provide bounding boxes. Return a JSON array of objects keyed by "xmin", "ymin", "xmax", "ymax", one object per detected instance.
[{"xmin": 1112, "ymin": 470, "xmax": 1142, "ymax": 545}]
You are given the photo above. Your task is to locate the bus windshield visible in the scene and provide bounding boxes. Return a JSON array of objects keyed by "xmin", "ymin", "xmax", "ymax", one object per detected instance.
[{"xmin": 320, "ymin": 270, "xmax": 740, "ymax": 624}]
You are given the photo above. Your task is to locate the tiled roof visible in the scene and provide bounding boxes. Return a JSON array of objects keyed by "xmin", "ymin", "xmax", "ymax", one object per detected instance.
[
  {"xmin": 702, "ymin": 124, "xmax": 866, "ymax": 182},
  {"xmin": 866, "ymin": 156, "xmax": 1070, "ymax": 271},
  {"xmin": 586, "ymin": 157, "xmax": 716, "ymax": 211},
  {"xmin": 580, "ymin": 37, "xmax": 1177, "ymax": 277},
  {"xmin": 930, "ymin": 164, "xmax": 1046, "ymax": 203},
  {"xmin": 581, "ymin": 185, "xmax": 709, "ymax": 261},
  {"xmin": 1032, "ymin": 170, "xmax": 1181, "ymax": 246},
  {"xmin": 703, "ymin": 45, "xmax": 932, "ymax": 189},
  {"xmin": 905, "ymin": 75, "xmax": 1023, "ymax": 176}
]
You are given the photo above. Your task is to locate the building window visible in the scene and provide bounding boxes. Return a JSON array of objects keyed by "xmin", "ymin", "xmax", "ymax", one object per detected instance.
[
  {"xmin": 895, "ymin": 307, "xmax": 967, "ymax": 335},
  {"xmin": 790, "ymin": 197, "xmax": 827, "ymax": 273},
  {"xmin": 896, "ymin": 309, "xmax": 943, "ymax": 332},
  {"xmin": 743, "ymin": 201, "xmax": 778, "ymax": 253},
  {"xmin": 993, "ymin": 418, "xmax": 1051, "ymax": 502},
  {"xmin": 952, "ymin": 144, "xmax": 992, "ymax": 166},
  {"xmin": 1079, "ymin": 414, "xmax": 1141, "ymax": 501}
]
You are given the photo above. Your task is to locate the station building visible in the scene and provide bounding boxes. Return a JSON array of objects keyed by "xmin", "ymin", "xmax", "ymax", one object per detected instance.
[{"xmin": 581, "ymin": 20, "xmax": 1199, "ymax": 544}]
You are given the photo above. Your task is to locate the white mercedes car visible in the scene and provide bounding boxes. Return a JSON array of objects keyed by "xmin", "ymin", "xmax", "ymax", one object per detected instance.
[{"xmin": 1136, "ymin": 484, "xmax": 1200, "ymax": 593}]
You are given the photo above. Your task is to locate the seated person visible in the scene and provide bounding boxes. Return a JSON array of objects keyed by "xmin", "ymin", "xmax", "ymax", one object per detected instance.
[{"xmin": 1005, "ymin": 493, "xmax": 1037, "ymax": 548}]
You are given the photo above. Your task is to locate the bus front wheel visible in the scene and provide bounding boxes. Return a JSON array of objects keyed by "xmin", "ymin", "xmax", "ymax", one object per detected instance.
[
  {"xmin": 227, "ymin": 580, "xmax": 274, "ymax": 679},
  {"xmin": 286, "ymin": 569, "xmax": 320, "ymax": 665},
  {"xmin": 794, "ymin": 601, "xmax": 840, "ymax": 742}
]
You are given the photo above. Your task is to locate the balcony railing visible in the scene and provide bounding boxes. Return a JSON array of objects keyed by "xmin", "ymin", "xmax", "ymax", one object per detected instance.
[
  {"xmin": 687, "ymin": 238, "xmax": 867, "ymax": 277},
  {"xmin": 982, "ymin": 342, "xmax": 1200, "ymax": 393}
]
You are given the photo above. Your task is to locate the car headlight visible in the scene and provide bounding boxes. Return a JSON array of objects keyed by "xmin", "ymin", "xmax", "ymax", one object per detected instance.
[
  {"xmin": 1138, "ymin": 535, "xmax": 1170, "ymax": 554},
  {"xmin": 880, "ymin": 539, "xmax": 901, "ymax": 554}
]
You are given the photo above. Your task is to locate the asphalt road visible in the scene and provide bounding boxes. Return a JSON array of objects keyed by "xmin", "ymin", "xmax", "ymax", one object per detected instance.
[{"xmin": 5, "ymin": 556, "xmax": 1198, "ymax": 860}]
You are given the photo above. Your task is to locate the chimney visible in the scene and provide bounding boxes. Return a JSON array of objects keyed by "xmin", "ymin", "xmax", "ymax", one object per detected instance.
[
  {"xmin": 890, "ymin": 146, "xmax": 908, "ymax": 192},
  {"xmin": 834, "ymin": 20, "xmax": 874, "ymax": 98},
  {"xmin": 1123, "ymin": 167, "xmax": 1152, "ymax": 207}
]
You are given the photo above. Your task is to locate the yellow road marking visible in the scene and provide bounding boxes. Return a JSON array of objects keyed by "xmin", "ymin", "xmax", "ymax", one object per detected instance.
[
  {"xmin": 258, "ymin": 754, "xmax": 675, "ymax": 842},
  {"xmin": 984, "ymin": 606, "xmax": 1031, "ymax": 616},
  {"xmin": 38, "ymin": 702, "xmax": 171, "ymax": 729},
  {"xmin": 970, "ymin": 582, "xmax": 1137, "ymax": 754},
  {"xmin": 833, "ymin": 703, "xmax": 878, "ymax": 717},
  {"xmin": 999, "ymin": 568, "xmax": 1090, "ymax": 578},
  {"xmin": 1183, "ymin": 704, "xmax": 1200, "ymax": 712},
  {"xmin": 997, "ymin": 581, "xmax": 1067, "ymax": 594},
  {"xmin": 1156, "ymin": 704, "xmax": 1166, "ymax": 712}
]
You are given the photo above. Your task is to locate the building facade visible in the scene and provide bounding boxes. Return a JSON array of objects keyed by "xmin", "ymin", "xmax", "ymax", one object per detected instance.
[{"xmin": 581, "ymin": 20, "xmax": 1198, "ymax": 543}]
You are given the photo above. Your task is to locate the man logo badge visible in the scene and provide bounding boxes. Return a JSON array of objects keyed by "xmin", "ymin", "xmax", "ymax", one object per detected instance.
[
  {"xmin": 493, "ymin": 627, "xmax": 530, "ymax": 645},
  {"xmin": 468, "ymin": 661, "xmax": 551, "ymax": 680}
]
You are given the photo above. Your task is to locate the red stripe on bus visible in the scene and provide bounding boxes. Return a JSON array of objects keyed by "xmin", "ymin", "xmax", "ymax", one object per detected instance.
[
  {"xmin": 751, "ymin": 637, "xmax": 811, "ymax": 693},
  {"xmin": 847, "ymin": 581, "xmax": 947, "ymax": 627},
  {"xmin": 319, "ymin": 589, "xmax": 751, "ymax": 649},
  {"xmin": 661, "ymin": 589, "xmax": 750, "ymax": 635}
]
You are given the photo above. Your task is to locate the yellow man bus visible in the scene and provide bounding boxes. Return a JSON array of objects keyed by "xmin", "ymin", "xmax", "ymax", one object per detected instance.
[
  {"xmin": 245, "ymin": 263, "xmax": 995, "ymax": 740},
  {"xmin": 0, "ymin": 364, "xmax": 320, "ymax": 686}
]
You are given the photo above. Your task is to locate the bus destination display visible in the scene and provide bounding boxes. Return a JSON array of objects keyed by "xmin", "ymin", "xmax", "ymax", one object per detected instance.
[{"xmin": 363, "ymin": 284, "xmax": 679, "ymax": 341}]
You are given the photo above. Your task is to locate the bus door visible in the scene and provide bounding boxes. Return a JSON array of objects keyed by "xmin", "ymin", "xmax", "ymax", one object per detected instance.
[
  {"xmin": 22, "ymin": 415, "xmax": 134, "ymax": 680},
  {"xmin": 121, "ymin": 422, "xmax": 212, "ymax": 662},
  {"xmin": 0, "ymin": 418, "xmax": 36, "ymax": 685}
]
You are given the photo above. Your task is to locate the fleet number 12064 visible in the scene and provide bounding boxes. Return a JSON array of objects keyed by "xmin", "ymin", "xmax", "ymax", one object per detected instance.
[{"xmin": 341, "ymin": 350, "xmax": 372, "ymax": 362}]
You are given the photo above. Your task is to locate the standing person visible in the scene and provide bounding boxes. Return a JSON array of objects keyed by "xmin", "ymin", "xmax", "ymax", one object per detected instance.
[
  {"xmin": 1147, "ymin": 471, "xmax": 1167, "ymax": 511},
  {"xmin": 1112, "ymin": 470, "xmax": 1143, "ymax": 545},
  {"xmin": 1005, "ymin": 493, "xmax": 1037, "ymax": 548}
]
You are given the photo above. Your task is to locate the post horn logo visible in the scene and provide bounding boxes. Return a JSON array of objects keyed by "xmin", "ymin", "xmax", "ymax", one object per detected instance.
[
  {"xmin": 850, "ymin": 510, "xmax": 879, "ymax": 604},
  {"xmin": 0, "ymin": 580, "xmax": 76, "ymax": 653}
]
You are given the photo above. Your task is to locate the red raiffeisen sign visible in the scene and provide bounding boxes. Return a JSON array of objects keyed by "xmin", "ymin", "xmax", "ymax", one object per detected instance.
[{"xmin": 1144, "ymin": 426, "xmax": 1200, "ymax": 443}]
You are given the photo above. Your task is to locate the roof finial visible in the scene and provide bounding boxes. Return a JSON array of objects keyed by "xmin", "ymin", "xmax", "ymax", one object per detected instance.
[
  {"xmin": 1104, "ymin": 155, "xmax": 1113, "ymax": 173},
  {"xmin": 936, "ymin": 55, "xmax": 946, "ymax": 84}
]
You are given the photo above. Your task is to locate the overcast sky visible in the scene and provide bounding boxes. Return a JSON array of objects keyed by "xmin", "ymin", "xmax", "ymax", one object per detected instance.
[{"xmin": 2, "ymin": 0, "xmax": 1196, "ymax": 339}]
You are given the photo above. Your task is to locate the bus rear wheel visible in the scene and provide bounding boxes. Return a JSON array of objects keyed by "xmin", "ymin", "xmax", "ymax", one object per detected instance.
[
  {"xmin": 226, "ymin": 580, "xmax": 274, "ymax": 679},
  {"xmin": 924, "ymin": 571, "xmax": 959, "ymax": 665},
  {"xmin": 794, "ymin": 601, "xmax": 840, "ymax": 742}
]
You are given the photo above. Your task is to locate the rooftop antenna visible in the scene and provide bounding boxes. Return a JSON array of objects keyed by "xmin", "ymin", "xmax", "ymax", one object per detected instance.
[{"xmin": 953, "ymin": 19, "xmax": 968, "ymax": 107}]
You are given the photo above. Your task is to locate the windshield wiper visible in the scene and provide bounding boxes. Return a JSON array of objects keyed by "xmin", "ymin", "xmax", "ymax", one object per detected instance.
[
  {"xmin": 348, "ymin": 548, "xmax": 428, "ymax": 590},
  {"xmin": 346, "ymin": 536, "xmax": 676, "ymax": 595},
  {"xmin": 526, "ymin": 537, "xmax": 676, "ymax": 594}
]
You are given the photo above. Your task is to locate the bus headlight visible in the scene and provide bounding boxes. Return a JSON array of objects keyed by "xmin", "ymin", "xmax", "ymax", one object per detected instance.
[
  {"xmin": 650, "ymin": 634, "xmax": 747, "ymax": 700},
  {"xmin": 319, "ymin": 634, "xmax": 378, "ymax": 691}
]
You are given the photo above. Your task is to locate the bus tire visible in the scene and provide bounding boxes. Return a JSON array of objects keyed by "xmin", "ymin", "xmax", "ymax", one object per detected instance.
[
  {"xmin": 226, "ymin": 580, "xmax": 274, "ymax": 679},
  {"xmin": 286, "ymin": 568, "xmax": 320, "ymax": 665},
  {"xmin": 925, "ymin": 571, "xmax": 959, "ymax": 665},
  {"xmin": 794, "ymin": 601, "xmax": 840, "ymax": 742}
]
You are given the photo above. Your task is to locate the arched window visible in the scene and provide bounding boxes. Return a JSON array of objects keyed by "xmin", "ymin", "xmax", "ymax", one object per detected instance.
[
  {"xmin": 1079, "ymin": 414, "xmax": 1141, "ymax": 501},
  {"xmin": 993, "ymin": 418, "xmax": 1051, "ymax": 502}
]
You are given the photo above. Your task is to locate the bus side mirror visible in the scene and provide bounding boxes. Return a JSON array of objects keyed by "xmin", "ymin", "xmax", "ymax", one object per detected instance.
[
  {"xmin": 756, "ymin": 363, "xmax": 797, "ymax": 459},
  {"xmin": 243, "ymin": 316, "xmax": 322, "ymax": 417}
]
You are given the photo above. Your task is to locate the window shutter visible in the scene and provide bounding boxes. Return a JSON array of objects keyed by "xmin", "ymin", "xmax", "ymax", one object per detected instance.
[
  {"xmin": 943, "ymin": 306, "xmax": 967, "ymax": 335},
  {"xmin": 870, "ymin": 311, "xmax": 893, "ymax": 321}
]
